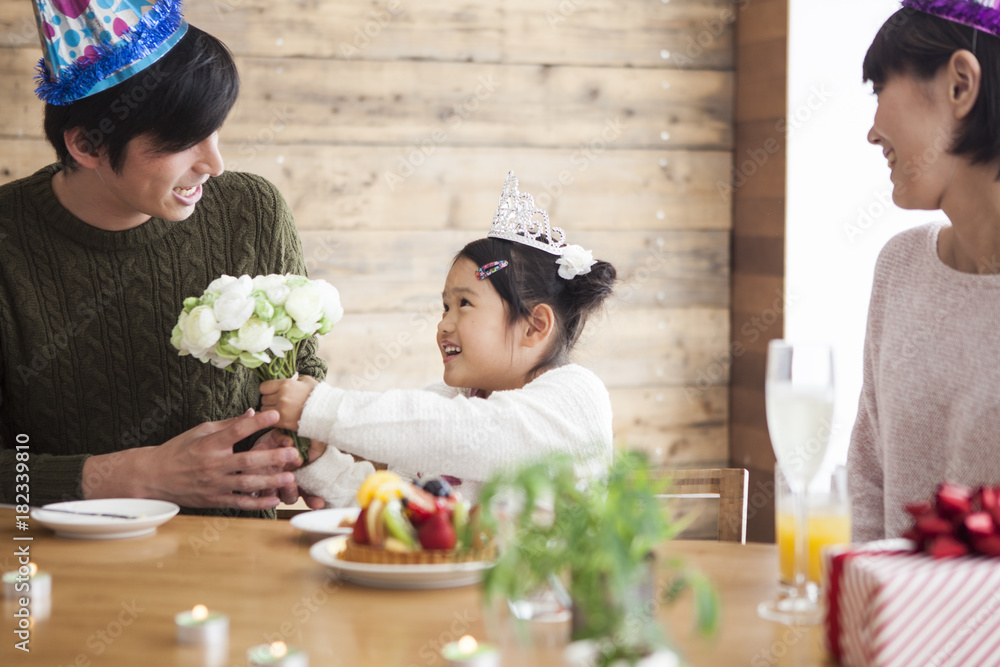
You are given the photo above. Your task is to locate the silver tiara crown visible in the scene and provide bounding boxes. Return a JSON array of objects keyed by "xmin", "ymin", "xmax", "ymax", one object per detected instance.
[{"xmin": 488, "ymin": 172, "xmax": 567, "ymax": 255}]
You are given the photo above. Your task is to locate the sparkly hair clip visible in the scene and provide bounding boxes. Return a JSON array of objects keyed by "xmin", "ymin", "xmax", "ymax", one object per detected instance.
[{"xmin": 476, "ymin": 260, "xmax": 508, "ymax": 280}]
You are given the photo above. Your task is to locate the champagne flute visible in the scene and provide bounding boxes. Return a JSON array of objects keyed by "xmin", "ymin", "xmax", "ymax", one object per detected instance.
[{"xmin": 757, "ymin": 340, "xmax": 834, "ymax": 625}]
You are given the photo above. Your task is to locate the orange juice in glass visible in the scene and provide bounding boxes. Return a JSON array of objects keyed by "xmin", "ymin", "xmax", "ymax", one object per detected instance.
[{"xmin": 776, "ymin": 466, "xmax": 850, "ymax": 587}]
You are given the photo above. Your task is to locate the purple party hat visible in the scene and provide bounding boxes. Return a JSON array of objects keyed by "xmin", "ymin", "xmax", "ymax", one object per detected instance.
[
  {"xmin": 32, "ymin": 0, "xmax": 188, "ymax": 105},
  {"xmin": 902, "ymin": 0, "xmax": 1000, "ymax": 36}
]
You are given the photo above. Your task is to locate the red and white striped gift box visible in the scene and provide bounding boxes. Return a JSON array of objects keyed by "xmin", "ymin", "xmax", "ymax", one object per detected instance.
[{"xmin": 825, "ymin": 540, "xmax": 1000, "ymax": 667}]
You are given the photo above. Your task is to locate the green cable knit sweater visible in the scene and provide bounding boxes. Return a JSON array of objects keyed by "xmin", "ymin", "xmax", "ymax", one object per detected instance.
[{"xmin": 0, "ymin": 164, "xmax": 327, "ymax": 515}]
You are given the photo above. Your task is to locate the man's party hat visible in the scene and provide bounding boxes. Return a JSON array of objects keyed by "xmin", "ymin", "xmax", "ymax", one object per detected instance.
[{"xmin": 32, "ymin": 0, "xmax": 188, "ymax": 105}]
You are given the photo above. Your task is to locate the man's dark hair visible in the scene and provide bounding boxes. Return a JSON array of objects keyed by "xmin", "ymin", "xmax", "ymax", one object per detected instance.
[
  {"xmin": 43, "ymin": 25, "xmax": 239, "ymax": 173},
  {"xmin": 864, "ymin": 9, "xmax": 1000, "ymax": 175}
]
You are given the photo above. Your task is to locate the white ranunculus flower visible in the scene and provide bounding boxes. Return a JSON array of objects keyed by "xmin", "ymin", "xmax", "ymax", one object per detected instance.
[
  {"xmin": 313, "ymin": 279, "xmax": 345, "ymax": 324},
  {"xmin": 252, "ymin": 274, "xmax": 291, "ymax": 306},
  {"xmin": 206, "ymin": 274, "xmax": 238, "ymax": 294},
  {"xmin": 285, "ymin": 284, "xmax": 324, "ymax": 331},
  {"xmin": 230, "ymin": 318, "xmax": 276, "ymax": 354},
  {"xmin": 213, "ymin": 275, "xmax": 256, "ymax": 330},
  {"xmin": 180, "ymin": 306, "xmax": 221, "ymax": 357},
  {"xmin": 555, "ymin": 244, "xmax": 597, "ymax": 280},
  {"xmin": 269, "ymin": 336, "xmax": 294, "ymax": 356}
]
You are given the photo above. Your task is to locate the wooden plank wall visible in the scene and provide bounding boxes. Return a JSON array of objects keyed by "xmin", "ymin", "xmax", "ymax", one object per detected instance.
[
  {"xmin": 0, "ymin": 1, "xmax": 736, "ymax": 471},
  {"xmin": 731, "ymin": 0, "xmax": 788, "ymax": 542}
]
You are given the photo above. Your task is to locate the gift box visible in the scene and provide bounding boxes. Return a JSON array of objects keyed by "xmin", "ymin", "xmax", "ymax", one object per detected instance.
[{"xmin": 825, "ymin": 539, "xmax": 1000, "ymax": 667}]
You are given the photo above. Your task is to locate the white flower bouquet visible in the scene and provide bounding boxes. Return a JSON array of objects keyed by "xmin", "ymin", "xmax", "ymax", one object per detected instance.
[{"xmin": 171, "ymin": 273, "xmax": 343, "ymax": 461}]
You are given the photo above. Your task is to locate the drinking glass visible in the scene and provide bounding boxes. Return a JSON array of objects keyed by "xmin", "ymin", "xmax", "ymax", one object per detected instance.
[
  {"xmin": 758, "ymin": 340, "xmax": 834, "ymax": 625},
  {"xmin": 776, "ymin": 465, "xmax": 850, "ymax": 589}
]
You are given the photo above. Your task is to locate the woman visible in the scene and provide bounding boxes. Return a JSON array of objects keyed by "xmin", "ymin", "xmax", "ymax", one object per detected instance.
[{"xmin": 849, "ymin": 0, "xmax": 1000, "ymax": 541}]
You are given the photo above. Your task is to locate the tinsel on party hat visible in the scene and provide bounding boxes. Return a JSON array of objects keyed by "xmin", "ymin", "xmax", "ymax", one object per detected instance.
[
  {"xmin": 902, "ymin": 0, "xmax": 1000, "ymax": 36},
  {"xmin": 32, "ymin": 0, "xmax": 188, "ymax": 105}
]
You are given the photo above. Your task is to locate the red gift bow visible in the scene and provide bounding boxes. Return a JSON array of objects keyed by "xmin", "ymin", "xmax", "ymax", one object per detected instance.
[{"xmin": 903, "ymin": 483, "xmax": 1000, "ymax": 559}]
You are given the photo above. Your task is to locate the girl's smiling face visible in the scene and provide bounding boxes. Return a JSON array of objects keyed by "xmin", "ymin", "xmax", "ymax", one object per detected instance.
[{"xmin": 437, "ymin": 257, "xmax": 532, "ymax": 393}]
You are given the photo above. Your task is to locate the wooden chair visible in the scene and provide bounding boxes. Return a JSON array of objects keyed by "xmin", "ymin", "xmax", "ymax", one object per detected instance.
[{"xmin": 650, "ymin": 468, "xmax": 749, "ymax": 544}]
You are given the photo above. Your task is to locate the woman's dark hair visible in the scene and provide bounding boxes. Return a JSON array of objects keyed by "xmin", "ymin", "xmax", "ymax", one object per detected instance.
[
  {"xmin": 455, "ymin": 237, "xmax": 616, "ymax": 379},
  {"xmin": 43, "ymin": 25, "xmax": 239, "ymax": 174},
  {"xmin": 864, "ymin": 9, "xmax": 1000, "ymax": 174}
]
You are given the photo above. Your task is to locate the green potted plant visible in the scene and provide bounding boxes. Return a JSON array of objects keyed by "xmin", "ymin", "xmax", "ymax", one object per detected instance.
[{"xmin": 479, "ymin": 451, "xmax": 718, "ymax": 667}]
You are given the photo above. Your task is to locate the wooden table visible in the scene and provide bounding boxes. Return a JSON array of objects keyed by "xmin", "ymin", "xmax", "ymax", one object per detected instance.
[{"xmin": 0, "ymin": 509, "xmax": 836, "ymax": 666}]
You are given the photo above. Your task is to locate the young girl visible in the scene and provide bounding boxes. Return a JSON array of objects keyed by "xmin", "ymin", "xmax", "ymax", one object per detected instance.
[
  {"xmin": 260, "ymin": 173, "xmax": 617, "ymax": 505},
  {"xmin": 849, "ymin": 0, "xmax": 1000, "ymax": 541}
]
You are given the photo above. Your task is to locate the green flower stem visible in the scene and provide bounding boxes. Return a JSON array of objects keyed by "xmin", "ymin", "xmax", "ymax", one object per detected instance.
[
  {"xmin": 253, "ymin": 344, "xmax": 312, "ymax": 464},
  {"xmin": 284, "ymin": 430, "xmax": 311, "ymax": 464}
]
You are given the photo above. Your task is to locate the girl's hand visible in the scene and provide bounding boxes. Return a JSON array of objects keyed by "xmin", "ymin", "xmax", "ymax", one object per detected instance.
[
  {"xmin": 306, "ymin": 438, "xmax": 329, "ymax": 463},
  {"xmin": 260, "ymin": 375, "xmax": 319, "ymax": 430}
]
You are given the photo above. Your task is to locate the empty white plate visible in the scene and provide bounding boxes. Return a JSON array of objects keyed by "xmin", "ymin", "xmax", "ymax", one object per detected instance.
[{"xmin": 31, "ymin": 499, "xmax": 180, "ymax": 540}]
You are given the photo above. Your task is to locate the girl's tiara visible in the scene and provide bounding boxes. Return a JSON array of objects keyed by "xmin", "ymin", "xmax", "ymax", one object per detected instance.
[
  {"xmin": 488, "ymin": 172, "xmax": 567, "ymax": 255},
  {"xmin": 487, "ymin": 172, "xmax": 597, "ymax": 280},
  {"xmin": 902, "ymin": 0, "xmax": 1000, "ymax": 37}
]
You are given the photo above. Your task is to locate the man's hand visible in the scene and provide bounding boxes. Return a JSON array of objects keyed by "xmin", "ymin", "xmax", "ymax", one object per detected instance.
[
  {"xmin": 82, "ymin": 409, "xmax": 305, "ymax": 511},
  {"xmin": 243, "ymin": 429, "xmax": 325, "ymax": 509}
]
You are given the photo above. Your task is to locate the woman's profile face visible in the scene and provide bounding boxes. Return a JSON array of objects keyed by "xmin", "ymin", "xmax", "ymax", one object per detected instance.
[{"xmin": 867, "ymin": 69, "xmax": 960, "ymax": 211}]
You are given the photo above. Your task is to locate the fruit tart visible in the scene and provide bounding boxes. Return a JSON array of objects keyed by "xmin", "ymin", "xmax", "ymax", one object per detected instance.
[{"xmin": 340, "ymin": 471, "xmax": 494, "ymax": 565}]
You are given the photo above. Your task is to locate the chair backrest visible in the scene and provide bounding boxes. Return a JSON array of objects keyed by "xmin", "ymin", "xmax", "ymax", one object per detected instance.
[{"xmin": 650, "ymin": 468, "xmax": 749, "ymax": 544}]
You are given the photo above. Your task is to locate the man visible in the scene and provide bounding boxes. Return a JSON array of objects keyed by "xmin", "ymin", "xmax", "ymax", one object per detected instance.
[{"xmin": 0, "ymin": 0, "xmax": 323, "ymax": 515}]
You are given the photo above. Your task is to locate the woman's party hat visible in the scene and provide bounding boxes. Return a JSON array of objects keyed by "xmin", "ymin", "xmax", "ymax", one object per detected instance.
[
  {"xmin": 32, "ymin": 0, "xmax": 188, "ymax": 105},
  {"xmin": 902, "ymin": 0, "xmax": 1000, "ymax": 36}
]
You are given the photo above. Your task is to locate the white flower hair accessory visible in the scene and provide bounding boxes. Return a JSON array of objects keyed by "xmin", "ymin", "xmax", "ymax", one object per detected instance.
[{"xmin": 556, "ymin": 245, "xmax": 597, "ymax": 280}]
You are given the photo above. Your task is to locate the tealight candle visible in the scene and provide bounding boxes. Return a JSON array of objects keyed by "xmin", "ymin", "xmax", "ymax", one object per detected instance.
[
  {"xmin": 246, "ymin": 641, "xmax": 309, "ymax": 667},
  {"xmin": 175, "ymin": 604, "xmax": 229, "ymax": 645},
  {"xmin": 2, "ymin": 563, "xmax": 51, "ymax": 600},
  {"xmin": 442, "ymin": 635, "xmax": 500, "ymax": 667}
]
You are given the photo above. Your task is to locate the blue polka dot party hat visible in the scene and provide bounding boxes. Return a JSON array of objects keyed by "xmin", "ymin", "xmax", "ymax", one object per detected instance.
[{"xmin": 32, "ymin": 0, "xmax": 187, "ymax": 105}]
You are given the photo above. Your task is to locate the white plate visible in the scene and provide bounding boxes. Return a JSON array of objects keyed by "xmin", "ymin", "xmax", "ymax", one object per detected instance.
[
  {"xmin": 290, "ymin": 507, "xmax": 361, "ymax": 536},
  {"xmin": 309, "ymin": 536, "xmax": 492, "ymax": 590},
  {"xmin": 31, "ymin": 499, "xmax": 180, "ymax": 540}
]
